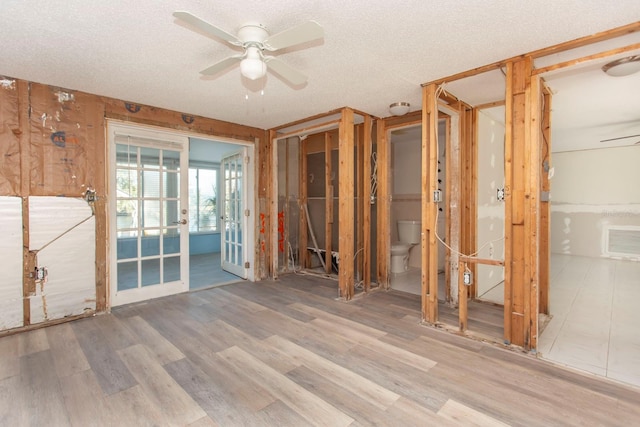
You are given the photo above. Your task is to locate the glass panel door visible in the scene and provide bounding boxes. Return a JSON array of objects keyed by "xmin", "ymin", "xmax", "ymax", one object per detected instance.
[
  {"xmin": 110, "ymin": 124, "xmax": 189, "ymax": 306},
  {"xmin": 221, "ymin": 150, "xmax": 246, "ymax": 278}
]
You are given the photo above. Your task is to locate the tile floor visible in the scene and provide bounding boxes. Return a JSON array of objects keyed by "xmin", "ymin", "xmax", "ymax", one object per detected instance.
[
  {"xmin": 539, "ymin": 254, "xmax": 640, "ymax": 389},
  {"xmin": 189, "ymin": 252, "xmax": 241, "ymax": 290},
  {"xmin": 390, "ymin": 256, "xmax": 640, "ymax": 389}
]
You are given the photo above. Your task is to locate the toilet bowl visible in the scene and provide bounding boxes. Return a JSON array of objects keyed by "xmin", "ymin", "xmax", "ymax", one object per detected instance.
[{"xmin": 391, "ymin": 220, "xmax": 421, "ymax": 274}]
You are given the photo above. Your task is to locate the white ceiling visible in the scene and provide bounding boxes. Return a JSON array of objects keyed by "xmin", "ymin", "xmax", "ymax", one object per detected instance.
[{"xmin": 1, "ymin": 1, "xmax": 639, "ymax": 136}]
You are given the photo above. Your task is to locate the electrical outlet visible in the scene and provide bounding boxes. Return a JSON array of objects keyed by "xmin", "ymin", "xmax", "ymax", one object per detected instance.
[
  {"xmin": 433, "ymin": 190, "xmax": 442, "ymax": 203},
  {"xmin": 463, "ymin": 271, "xmax": 473, "ymax": 286},
  {"xmin": 497, "ymin": 188, "xmax": 505, "ymax": 201}
]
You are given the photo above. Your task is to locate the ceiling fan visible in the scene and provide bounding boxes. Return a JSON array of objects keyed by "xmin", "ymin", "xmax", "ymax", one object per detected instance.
[{"xmin": 173, "ymin": 11, "xmax": 323, "ymax": 85}]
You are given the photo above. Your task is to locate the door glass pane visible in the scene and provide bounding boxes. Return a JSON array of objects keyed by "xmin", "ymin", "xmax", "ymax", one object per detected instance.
[
  {"xmin": 117, "ymin": 235, "xmax": 137, "ymax": 260},
  {"xmin": 142, "ymin": 200, "xmax": 160, "ymax": 228},
  {"xmin": 141, "ymin": 235, "xmax": 160, "ymax": 257},
  {"xmin": 164, "ymin": 256, "xmax": 180, "ymax": 282},
  {"xmin": 164, "ymin": 200, "xmax": 179, "ymax": 227},
  {"xmin": 141, "ymin": 259, "xmax": 160, "ymax": 286},
  {"xmin": 117, "ymin": 261, "xmax": 138, "ymax": 291},
  {"xmin": 140, "ymin": 147, "xmax": 160, "ymax": 168},
  {"xmin": 116, "ymin": 144, "xmax": 138, "ymax": 167},
  {"xmin": 164, "ymin": 171, "xmax": 179, "ymax": 198},
  {"xmin": 143, "ymin": 170, "xmax": 161, "ymax": 198},
  {"xmin": 164, "ymin": 229, "xmax": 180, "ymax": 255}
]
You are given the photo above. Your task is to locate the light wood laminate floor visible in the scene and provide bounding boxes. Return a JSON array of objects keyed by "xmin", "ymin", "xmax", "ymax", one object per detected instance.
[{"xmin": 2, "ymin": 274, "xmax": 640, "ymax": 426}]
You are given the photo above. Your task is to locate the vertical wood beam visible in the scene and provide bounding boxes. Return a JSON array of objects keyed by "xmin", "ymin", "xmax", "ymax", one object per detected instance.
[
  {"xmin": 539, "ymin": 86, "xmax": 552, "ymax": 315},
  {"xmin": 362, "ymin": 116, "xmax": 372, "ymax": 291},
  {"xmin": 376, "ymin": 120, "xmax": 390, "ymax": 289},
  {"xmin": 460, "ymin": 107, "xmax": 478, "ymax": 299},
  {"xmin": 299, "ymin": 136, "xmax": 309, "ymax": 269},
  {"xmin": 269, "ymin": 130, "xmax": 279, "ymax": 279},
  {"xmin": 504, "ymin": 57, "xmax": 540, "ymax": 349},
  {"xmin": 324, "ymin": 133, "xmax": 333, "ymax": 273},
  {"xmin": 356, "ymin": 125, "xmax": 364, "ymax": 285},
  {"xmin": 18, "ymin": 81, "xmax": 32, "ymax": 326},
  {"xmin": 338, "ymin": 108, "xmax": 355, "ymax": 300},
  {"xmin": 458, "ymin": 261, "xmax": 468, "ymax": 331},
  {"xmin": 422, "ymin": 84, "xmax": 439, "ymax": 323}
]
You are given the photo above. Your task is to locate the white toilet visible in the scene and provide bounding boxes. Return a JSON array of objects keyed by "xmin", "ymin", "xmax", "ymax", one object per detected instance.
[{"xmin": 391, "ymin": 220, "xmax": 422, "ymax": 274}]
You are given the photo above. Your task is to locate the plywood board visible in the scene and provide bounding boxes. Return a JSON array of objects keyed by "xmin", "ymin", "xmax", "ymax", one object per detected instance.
[{"xmin": 0, "ymin": 196, "xmax": 24, "ymax": 330}]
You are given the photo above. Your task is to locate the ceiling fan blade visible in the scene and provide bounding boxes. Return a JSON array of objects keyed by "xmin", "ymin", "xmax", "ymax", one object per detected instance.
[
  {"xmin": 200, "ymin": 56, "xmax": 243, "ymax": 76},
  {"xmin": 173, "ymin": 11, "xmax": 242, "ymax": 46},
  {"xmin": 264, "ymin": 57, "xmax": 307, "ymax": 85},
  {"xmin": 263, "ymin": 21, "xmax": 323, "ymax": 51}
]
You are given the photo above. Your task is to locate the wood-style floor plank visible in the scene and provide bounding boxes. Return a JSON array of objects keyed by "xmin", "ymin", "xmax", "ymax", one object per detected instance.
[
  {"xmin": 45, "ymin": 322, "xmax": 90, "ymax": 378},
  {"xmin": 2, "ymin": 273, "xmax": 640, "ymax": 426},
  {"xmin": 218, "ymin": 345, "xmax": 354, "ymax": 427},
  {"xmin": 117, "ymin": 344, "xmax": 206, "ymax": 426},
  {"xmin": 71, "ymin": 318, "xmax": 137, "ymax": 395}
]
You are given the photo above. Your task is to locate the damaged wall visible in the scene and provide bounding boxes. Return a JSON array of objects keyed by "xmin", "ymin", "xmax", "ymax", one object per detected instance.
[
  {"xmin": 551, "ymin": 145, "xmax": 640, "ymax": 259},
  {"xmin": 0, "ymin": 76, "xmax": 266, "ymax": 333}
]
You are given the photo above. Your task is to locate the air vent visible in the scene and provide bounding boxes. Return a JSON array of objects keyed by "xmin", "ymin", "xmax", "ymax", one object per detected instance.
[{"xmin": 604, "ymin": 226, "xmax": 640, "ymax": 257}]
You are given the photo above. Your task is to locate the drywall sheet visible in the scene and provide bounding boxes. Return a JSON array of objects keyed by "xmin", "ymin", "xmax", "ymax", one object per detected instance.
[
  {"xmin": 0, "ymin": 78, "xmax": 21, "ymax": 195},
  {"xmin": 28, "ymin": 83, "xmax": 102, "ymax": 197},
  {"xmin": 0, "ymin": 197, "xmax": 24, "ymax": 330},
  {"xmin": 29, "ymin": 196, "xmax": 96, "ymax": 324}
]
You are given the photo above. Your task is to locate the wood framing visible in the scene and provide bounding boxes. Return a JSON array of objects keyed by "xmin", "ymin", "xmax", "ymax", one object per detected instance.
[
  {"xmin": 362, "ymin": 116, "xmax": 372, "ymax": 290},
  {"xmin": 376, "ymin": 119, "xmax": 390, "ymax": 289},
  {"xmin": 422, "ymin": 84, "xmax": 439, "ymax": 323},
  {"xmin": 460, "ymin": 106, "xmax": 478, "ymax": 299},
  {"xmin": 324, "ymin": 132, "xmax": 333, "ymax": 274},
  {"xmin": 299, "ymin": 136, "xmax": 309, "ymax": 269},
  {"xmin": 504, "ymin": 57, "xmax": 540, "ymax": 349},
  {"xmin": 539, "ymin": 85, "xmax": 552, "ymax": 315},
  {"xmin": 338, "ymin": 108, "xmax": 355, "ymax": 300}
]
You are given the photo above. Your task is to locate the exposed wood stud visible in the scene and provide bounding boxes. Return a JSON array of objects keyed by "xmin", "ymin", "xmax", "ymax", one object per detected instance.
[
  {"xmin": 376, "ymin": 120, "xmax": 390, "ymax": 289},
  {"xmin": 324, "ymin": 132, "xmax": 333, "ymax": 274},
  {"xmin": 422, "ymin": 84, "xmax": 439, "ymax": 323},
  {"xmin": 539, "ymin": 85, "xmax": 552, "ymax": 315},
  {"xmin": 299, "ymin": 136, "xmax": 309, "ymax": 269},
  {"xmin": 362, "ymin": 116, "xmax": 372, "ymax": 291},
  {"xmin": 338, "ymin": 108, "xmax": 355, "ymax": 300}
]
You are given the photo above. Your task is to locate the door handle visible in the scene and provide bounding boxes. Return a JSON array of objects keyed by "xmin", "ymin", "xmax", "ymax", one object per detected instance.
[{"xmin": 173, "ymin": 219, "xmax": 187, "ymax": 225}]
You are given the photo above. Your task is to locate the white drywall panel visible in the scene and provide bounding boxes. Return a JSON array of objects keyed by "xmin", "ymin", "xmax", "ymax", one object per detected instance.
[
  {"xmin": 28, "ymin": 196, "xmax": 96, "ymax": 324},
  {"xmin": 0, "ymin": 197, "xmax": 24, "ymax": 330},
  {"xmin": 476, "ymin": 109, "xmax": 505, "ymax": 303},
  {"xmin": 550, "ymin": 146, "xmax": 640, "ymax": 258}
]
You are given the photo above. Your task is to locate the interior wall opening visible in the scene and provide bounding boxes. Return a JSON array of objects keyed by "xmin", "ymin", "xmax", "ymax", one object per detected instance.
[{"xmin": 537, "ymin": 51, "xmax": 640, "ymax": 387}]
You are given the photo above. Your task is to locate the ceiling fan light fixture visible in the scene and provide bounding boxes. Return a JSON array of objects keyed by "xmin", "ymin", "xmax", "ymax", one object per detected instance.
[
  {"xmin": 602, "ymin": 55, "xmax": 640, "ymax": 77},
  {"xmin": 389, "ymin": 102, "xmax": 410, "ymax": 116},
  {"xmin": 240, "ymin": 46, "xmax": 266, "ymax": 80}
]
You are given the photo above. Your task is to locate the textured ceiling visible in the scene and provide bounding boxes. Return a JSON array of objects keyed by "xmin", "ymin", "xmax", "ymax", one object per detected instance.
[{"xmin": 1, "ymin": 1, "xmax": 639, "ymax": 132}]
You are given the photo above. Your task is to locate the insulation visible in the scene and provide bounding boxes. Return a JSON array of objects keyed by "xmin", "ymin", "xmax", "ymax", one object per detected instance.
[
  {"xmin": 0, "ymin": 196, "xmax": 24, "ymax": 329},
  {"xmin": 28, "ymin": 83, "xmax": 102, "ymax": 197},
  {"xmin": 28, "ymin": 196, "xmax": 96, "ymax": 323},
  {"xmin": 0, "ymin": 78, "xmax": 21, "ymax": 195}
]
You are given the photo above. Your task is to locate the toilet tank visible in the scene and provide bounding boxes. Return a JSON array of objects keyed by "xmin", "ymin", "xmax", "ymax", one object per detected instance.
[{"xmin": 397, "ymin": 220, "xmax": 421, "ymax": 244}]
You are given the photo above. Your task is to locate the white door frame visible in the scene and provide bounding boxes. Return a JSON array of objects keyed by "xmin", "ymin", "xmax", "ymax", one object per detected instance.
[{"xmin": 108, "ymin": 121, "xmax": 190, "ymax": 306}]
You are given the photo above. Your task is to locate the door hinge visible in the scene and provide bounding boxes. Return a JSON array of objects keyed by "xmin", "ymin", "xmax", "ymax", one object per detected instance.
[
  {"xmin": 244, "ymin": 209, "xmax": 250, "ymax": 217},
  {"xmin": 244, "ymin": 261, "xmax": 250, "ymax": 268}
]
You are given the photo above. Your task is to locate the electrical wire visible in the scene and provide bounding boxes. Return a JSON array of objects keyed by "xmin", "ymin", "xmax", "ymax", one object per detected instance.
[{"xmin": 432, "ymin": 82, "xmax": 505, "ymax": 262}]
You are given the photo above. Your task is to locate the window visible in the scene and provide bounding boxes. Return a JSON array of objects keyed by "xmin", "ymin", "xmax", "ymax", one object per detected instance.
[{"xmin": 188, "ymin": 167, "xmax": 218, "ymax": 232}]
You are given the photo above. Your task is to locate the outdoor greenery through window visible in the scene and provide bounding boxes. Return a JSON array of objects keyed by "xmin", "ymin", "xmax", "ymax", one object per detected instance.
[{"xmin": 189, "ymin": 167, "xmax": 218, "ymax": 232}]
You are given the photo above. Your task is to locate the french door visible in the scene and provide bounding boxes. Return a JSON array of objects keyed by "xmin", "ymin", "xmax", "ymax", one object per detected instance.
[
  {"xmin": 109, "ymin": 122, "xmax": 189, "ymax": 306},
  {"xmin": 221, "ymin": 150, "xmax": 247, "ymax": 278}
]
